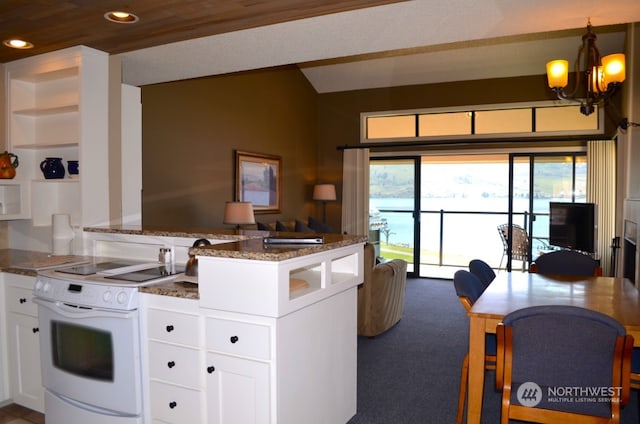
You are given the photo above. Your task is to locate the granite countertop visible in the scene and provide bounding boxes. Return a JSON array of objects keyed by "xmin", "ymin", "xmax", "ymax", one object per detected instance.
[
  {"xmin": 190, "ymin": 233, "xmax": 366, "ymax": 260},
  {"xmin": 139, "ymin": 278, "xmax": 200, "ymax": 299},
  {"xmin": 83, "ymin": 225, "xmax": 251, "ymax": 241},
  {"xmin": 85, "ymin": 225, "xmax": 367, "ymax": 261},
  {"xmin": 7, "ymin": 228, "xmax": 366, "ymax": 300},
  {"xmin": 0, "ymin": 249, "xmax": 91, "ymax": 276}
]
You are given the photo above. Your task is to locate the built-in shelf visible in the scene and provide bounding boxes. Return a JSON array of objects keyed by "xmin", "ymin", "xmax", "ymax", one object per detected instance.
[
  {"xmin": 198, "ymin": 244, "xmax": 364, "ymax": 317},
  {"xmin": 12, "ymin": 104, "xmax": 79, "ymax": 116},
  {"xmin": 0, "ymin": 181, "xmax": 29, "ymax": 219},
  {"xmin": 5, "ymin": 46, "xmax": 110, "ymax": 227},
  {"xmin": 12, "ymin": 66, "xmax": 79, "ymax": 83}
]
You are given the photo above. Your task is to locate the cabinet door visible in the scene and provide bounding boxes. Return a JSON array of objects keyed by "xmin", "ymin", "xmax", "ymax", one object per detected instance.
[
  {"xmin": 150, "ymin": 381, "xmax": 203, "ymax": 423},
  {"xmin": 7, "ymin": 312, "xmax": 44, "ymax": 412},
  {"xmin": 205, "ymin": 353, "xmax": 269, "ymax": 424}
]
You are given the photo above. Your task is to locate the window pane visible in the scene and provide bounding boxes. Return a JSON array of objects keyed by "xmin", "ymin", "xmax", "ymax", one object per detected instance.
[
  {"xmin": 475, "ymin": 109, "xmax": 532, "ymax": 134},
  {"xmin": 535, "ymin": 105, "xmax": 599, "ymax": 131},
  {"xmin": 366, "ymin": 115, "xmax": 415, "ymax": 139},
  {"xmin": 418, "ymin": 112, "xmax": 471, "ymax": 136}
]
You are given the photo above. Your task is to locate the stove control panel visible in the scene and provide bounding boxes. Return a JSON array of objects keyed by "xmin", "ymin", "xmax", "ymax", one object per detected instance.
[{"xmin": 34, "ymin": 275, "xmax": 139, "ymax": 311}]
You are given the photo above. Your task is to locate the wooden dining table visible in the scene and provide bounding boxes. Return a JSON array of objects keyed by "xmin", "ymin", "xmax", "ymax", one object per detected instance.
[{"xmin": 466, "ymin": 272, "xmax": 640, "ymax": 424}]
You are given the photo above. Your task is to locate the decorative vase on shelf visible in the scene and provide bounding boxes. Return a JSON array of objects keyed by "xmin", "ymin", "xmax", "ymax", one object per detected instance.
[
  {"xmin": 40, "ymin": 157, "xmax": 65, "ymax": 179},
  {"xmin": 67, "ymin": 160, "xmax": 79, "ymax": 177},
  {"xmin": 0, "ymin": 151, "xmax": 18, "ymax": 179}
]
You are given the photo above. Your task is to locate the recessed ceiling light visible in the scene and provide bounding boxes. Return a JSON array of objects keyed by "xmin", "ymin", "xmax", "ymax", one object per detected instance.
[
  {"xmin": 104, "ymin": 11, "xmax": 139, "ymax": 24},
  {"xmin": 3, "ymin": 39, "xmax": 34, "ymax": 49}
]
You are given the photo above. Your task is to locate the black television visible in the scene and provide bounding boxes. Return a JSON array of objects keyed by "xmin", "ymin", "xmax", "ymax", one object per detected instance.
[{"xmin": 548, "ymin": 202, "xmax": 597, "ymax": 253}]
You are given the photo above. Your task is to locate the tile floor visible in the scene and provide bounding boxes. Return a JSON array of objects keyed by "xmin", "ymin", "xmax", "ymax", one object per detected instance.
[{"xmin": 0, "ymin": 404, "xmax": 44, "ymax": 424}]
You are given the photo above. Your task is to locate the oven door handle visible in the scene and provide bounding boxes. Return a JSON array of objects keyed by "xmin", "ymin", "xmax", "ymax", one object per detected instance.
[{"xmin": 33, "ymin": 297, "xmax": 137, "ymax": 319}]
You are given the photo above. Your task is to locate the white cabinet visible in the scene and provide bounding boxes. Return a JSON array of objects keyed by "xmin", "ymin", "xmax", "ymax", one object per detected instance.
[
  {"xmin": 2, "ymin": 273, "xmax": 44, "ymax": 412},
  {"xmin": 141, "ymin": 294, "xmax": 205, "ymax": 424},
  {"xmin": 198, "ymin": 243, "xmax": 363, "ymax": 424},
  {"xmin": 4, "ymin": 45, "xmax": 109, "ymax": 227},
  {"xmin": 204, "ymin": 315, "xmax": 272, "ymax": 424},
  {"xmin": 137, "ymin": 240, "xmax": 363, "ymax": 424}
]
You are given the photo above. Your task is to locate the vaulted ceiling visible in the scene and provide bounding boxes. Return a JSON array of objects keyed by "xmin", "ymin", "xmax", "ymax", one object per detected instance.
[{"xmin": 2, "ymin": 1, "xmax": 640, "ymax": 91}]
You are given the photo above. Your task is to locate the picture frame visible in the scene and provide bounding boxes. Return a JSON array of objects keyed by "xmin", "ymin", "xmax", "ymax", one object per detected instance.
[{"xmin": 235, "ymin": 151, "xmax": 281, "ymax": 213}]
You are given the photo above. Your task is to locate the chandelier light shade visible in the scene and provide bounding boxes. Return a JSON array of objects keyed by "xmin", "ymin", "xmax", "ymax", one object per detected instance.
[
  {"xmin": 223, "ymin": 201, "xmax": 255, "ymax": 228},
  {"xmin": 545, "ymin": 20, "xmax": 625, "ymax": 116}
]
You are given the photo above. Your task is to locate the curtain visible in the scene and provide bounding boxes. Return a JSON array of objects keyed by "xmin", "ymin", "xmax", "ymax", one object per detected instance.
[
  {"xmin": 341, "ymin": 148, "xmax": 369, "ymax": 235},
  {"xmin": 587, "ymin": 139, "xmax": 616, "ymax": 276}
]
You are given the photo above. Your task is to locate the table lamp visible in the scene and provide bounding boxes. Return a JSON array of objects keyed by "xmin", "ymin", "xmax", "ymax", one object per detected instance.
[
  {"xmin": 313, "ymin": 184, "xmax": 336, "ymax": 223},
  {"xmin": 223, "ymin": 201, "xmax": 255, "ymax": 229}
]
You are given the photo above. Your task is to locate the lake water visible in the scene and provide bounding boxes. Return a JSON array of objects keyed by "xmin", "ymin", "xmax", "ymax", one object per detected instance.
[{"xmin": 371, "ymin": 196, "xmax": 586, "ymax": 267}]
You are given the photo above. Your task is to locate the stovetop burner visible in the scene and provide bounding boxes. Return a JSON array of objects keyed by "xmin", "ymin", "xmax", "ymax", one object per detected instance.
[
  {"xmin": 55, "ymin": 261, "xmax": 139, "ymax": 276},
  {"xmin": 104, "ymin": 265, "xmax": 185, "ymax": 283}
]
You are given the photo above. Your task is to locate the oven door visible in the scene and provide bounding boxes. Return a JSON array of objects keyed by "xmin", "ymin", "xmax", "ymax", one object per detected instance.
[{"xmin": 34, "ymin": 298, "xmax": 142, "ymax": 416}]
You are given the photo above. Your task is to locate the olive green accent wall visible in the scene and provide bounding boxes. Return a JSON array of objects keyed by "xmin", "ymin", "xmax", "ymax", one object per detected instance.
[
  {"xmin": 141, "ymin": 66, "xmax": 318, "ymax": 230},
  {"xmin": 141, "ymin": 68, "xmax": 620, "ymax": 232}
]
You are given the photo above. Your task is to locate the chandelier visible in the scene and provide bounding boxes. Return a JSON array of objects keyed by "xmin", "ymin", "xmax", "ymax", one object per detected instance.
[{"xmin": 546, "ymin": 20, "xmax": 625, "ymax": 116}]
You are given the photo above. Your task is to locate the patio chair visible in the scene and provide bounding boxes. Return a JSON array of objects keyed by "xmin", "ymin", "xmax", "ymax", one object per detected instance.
[
  {"xmin": 453, "ymin": 270, "xmax": 496, "ymax": 424},
  {"xmin": 496, "ymin": 305, "xmax": 633, "ymax": 424},
  {"xmin": 498, "ymin": 223, "xmax": 529, "ymax": 271}
]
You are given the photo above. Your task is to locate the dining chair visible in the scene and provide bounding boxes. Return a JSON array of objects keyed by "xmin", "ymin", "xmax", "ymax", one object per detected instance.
[
  {"xmin": 453, "ymin": 270, "xmax": 496, "ymax": 424},
  {"xmin": 529, "ymin": 249, "xmax": 602, "ymax": 276},
  {"xmin": 468, "ymin": 259, "xmax": 496, "ymax": 288},
  {"xmin": 498, "ymin": 223, "xmax": 529, "ymax": 271},
  {"xmin": 496, "ymin": 305, "xmax": 633, "ymax": 424}
]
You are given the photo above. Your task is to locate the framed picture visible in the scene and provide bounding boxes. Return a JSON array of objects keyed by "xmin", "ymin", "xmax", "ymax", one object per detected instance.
[{"xmin": 235, "ymin": 151, "xmax": 281, "ymax": 213}]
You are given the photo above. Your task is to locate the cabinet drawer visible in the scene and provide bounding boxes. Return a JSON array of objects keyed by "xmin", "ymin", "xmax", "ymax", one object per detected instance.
[
  {"xmin": 149, "ymin": 341, "xmax": 201, "ymax": 388},
  {"xmin": 6, "ymin": 286, "xmax": 38, "ymax": 316},
  {"xmin": 206, "ymin": 318, "xmax": 271, "ymax": 360},
  {"xmin": 148, "ymin": 308, "xmax": 200, "ymax": 346},
  {"xmin": 150, "ymin": 381, "xmax": 202, "ymax": 424}
]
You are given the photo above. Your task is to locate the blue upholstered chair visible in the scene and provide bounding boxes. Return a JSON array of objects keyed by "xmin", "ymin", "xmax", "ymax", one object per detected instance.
[
  {"xmin": 468, "ymin": 259, "xmax": 496, "ymax": 288},
  {"xmin": 529, "ymin": 249, "xmax": 602, "ymax": 276},
  {"xmin": 496, "ymin": 305, "xmax": 633, "ymax": 424},
  {"xmin": 453, "ymin": 270, "xmax": 497, "ymax": 424}
]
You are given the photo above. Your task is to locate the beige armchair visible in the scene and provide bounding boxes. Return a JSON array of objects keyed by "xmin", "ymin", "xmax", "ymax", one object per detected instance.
[{"xmin": 357, "ymin": 243, "xmax": 408, "ymax": 337}]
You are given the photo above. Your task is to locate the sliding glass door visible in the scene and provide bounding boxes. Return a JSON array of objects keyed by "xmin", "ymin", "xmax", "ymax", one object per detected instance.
[
  {"xmin": 507, "ymin": 153, "xmax": 587, "ymax": 270},
  {"xmin": 369, "ymin": 158, "xmax": 419, "ymax": 275},
  {"xmin": 370, "ymin": 152, "xmax": 587, "ymax": 278}
]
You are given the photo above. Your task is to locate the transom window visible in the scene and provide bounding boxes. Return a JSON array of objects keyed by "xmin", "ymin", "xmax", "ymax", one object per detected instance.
[{"xmin": 362, "ymin": 102, "xmax": 601, "ymax": 142}]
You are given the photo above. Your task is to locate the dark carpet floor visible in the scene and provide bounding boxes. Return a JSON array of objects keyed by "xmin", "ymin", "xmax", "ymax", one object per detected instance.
[{"xmin": 347, "ymin": 277, "xmax": 640, "ymax": 423}]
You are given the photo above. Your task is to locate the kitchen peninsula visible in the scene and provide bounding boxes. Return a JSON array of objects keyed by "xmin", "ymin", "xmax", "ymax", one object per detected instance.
[{"xmin": 86, "ymin": 227, "xmax": 366, "ymax": 424}]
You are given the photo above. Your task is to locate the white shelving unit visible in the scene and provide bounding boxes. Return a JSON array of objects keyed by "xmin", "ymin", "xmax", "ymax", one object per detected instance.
[
  {"xmin": 0, "ymin": 180, "xmax": 29, "ymax": 219},
  {"xmin": 4, "ymin": 46, "xmax": 109, "ymax": 227}
]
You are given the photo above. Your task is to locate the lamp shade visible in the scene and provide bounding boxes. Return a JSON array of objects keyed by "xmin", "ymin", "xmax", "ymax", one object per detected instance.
[
  {"xmin": 546, "ymin": 59, "xmax": 568, "ymax": 88},
  {"xmin": 602, "ymin": 53, "xmax": 625, "ymax": 85},
  {"xmin": 223, "ymin": 201, "xmax": 255, "ymax": 225},
  {"xmin": 313, "ymin": 184, "xmax": 337, "ymax": 201}
]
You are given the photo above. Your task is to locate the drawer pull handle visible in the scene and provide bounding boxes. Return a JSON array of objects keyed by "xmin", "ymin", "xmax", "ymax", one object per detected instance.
[
  {"xmin": 19, "ymin": 298, "xmax": 27, "ymax": 304},
  {"xmin": 167, "ymin": 361, "xmax": 176, "ymax": 368},
  {"xmin": 32, "ymin": 328, "xmax": 39, "ymax": 333},
  {"xmin": 230, "ymin": 335, "xmax": 239, "ymax": 344},
  {"xmin": 169, "ymin": 401, "xmax": 177, "ymax": 409},
  {"xmin": 166, "ymin": 325, "xmax": 174, "ymax": 332},
  {"xmin": 207, "ymin": 366, "xmax": 215, "ymax": 374}
]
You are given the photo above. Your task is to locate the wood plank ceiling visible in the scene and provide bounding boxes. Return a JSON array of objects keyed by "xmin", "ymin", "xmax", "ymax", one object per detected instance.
[{"xmin": 0, "ymin": 0, "xmax": 405, "ymax": 64}]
